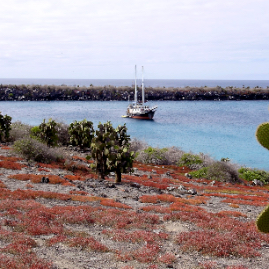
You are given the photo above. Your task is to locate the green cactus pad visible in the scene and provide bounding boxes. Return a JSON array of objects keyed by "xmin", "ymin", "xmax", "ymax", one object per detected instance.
[
  {"xmin": 256, "ymin": 204, "xmax": 269, "ymax": 233},
  {"xmin": 256, "ymin": 122, "xmax": 269, "ymax": 151}
]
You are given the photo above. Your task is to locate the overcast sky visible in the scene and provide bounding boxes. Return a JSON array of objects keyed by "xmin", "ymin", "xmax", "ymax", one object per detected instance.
[{"xmin": 1, "ymin": 0, "xmax": 268, "ymax": 80}]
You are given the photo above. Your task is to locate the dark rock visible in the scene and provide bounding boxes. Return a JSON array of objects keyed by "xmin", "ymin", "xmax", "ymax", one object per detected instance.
[
  {"xmin": 130, "ymin": 182, "xmax": 140, "ymax": 188},
  {"xmin": 41, "ymin": 177, "xmax": 49, "ymax": 183}
]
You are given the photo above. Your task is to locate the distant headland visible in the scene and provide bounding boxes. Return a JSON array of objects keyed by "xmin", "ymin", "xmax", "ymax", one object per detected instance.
[{"xmin": 1, "ymin": 84, "xmax": 269, "ymax": 101}]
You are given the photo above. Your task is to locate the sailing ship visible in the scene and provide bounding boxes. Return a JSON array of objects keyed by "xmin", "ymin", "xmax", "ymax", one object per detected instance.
[{"xmin": 124, "ymin": 65, "xmax": 157, "ymax": 120}]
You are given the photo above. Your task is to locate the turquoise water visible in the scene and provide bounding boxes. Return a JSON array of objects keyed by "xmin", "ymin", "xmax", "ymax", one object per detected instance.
[{"xmin": 1, "ymin": 100, "xmax": 269, "ymax": 170}]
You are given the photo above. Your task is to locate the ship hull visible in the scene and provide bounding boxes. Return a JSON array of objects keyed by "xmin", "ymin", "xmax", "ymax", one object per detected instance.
[{"xmin": 129, "ymin": 110, "xmax": 155, "ymax": 120}]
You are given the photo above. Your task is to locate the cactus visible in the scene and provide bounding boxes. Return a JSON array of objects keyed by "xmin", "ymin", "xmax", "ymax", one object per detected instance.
[
  {"xmin": 0, "ymin": 112, "xmax": 12, "ymax": 142},
  {"xmin": 256, "ymin": 122, "xmax": 269, "ymax": 150},
  {"xmin": 68, "ymin": 119, "xmax": 94, "ymax": 149},
  {"xmin": 255, "ymin": 109, "xmax": 269, "ymax": 232},
  {"xmin": 89, "ymin": 121, "xmax": 134, "ymax": 182},
  {"xmin": 256, "ymin": 204, "xmax": 269, "ymax": 233},
  {"xmin": 107, "ymin": 124, "xmax": 134, "ymax": 183},
  {"xmin": 38, "ymin": 118, "xmax": 59, "ymax": 147}
]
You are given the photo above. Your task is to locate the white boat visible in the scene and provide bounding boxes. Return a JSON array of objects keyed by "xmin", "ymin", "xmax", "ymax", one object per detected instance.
[{"xmin": 125, "ymin": 66, "xmax": 157, "ymax": 120}]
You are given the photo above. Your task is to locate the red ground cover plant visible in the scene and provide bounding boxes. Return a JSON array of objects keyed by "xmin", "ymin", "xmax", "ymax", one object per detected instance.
[
  {"xmin": 116, "ymin": 243, "xmax": 161, "ymax": 263},
  {"xmin": 8, "ymin": 174, "xmax": 67, "ymax": 184},
  {"xmin": 0, "ymin": 180, "xmax": 6, "ymax": 188},
  {"xmin": 64, "ymin": 174, "xmax": 86, "ymax": 181},
  {"xmin": 69, "ymin": 190, "xmax": 88, "ymax": 195},
  {"xmin": 37, "ymin": 162, "xmax": 62, "ymax": 169},
  {"xmin": 37, "ymin": 167, "xmax": 50, "ymax": 172},
  {"xmin": 102, "ymin": 229, "xmax": 168, "ymax": 243},
  {"xmin": 221, "ymin": 198, "xmax": 268, "ymax": 207},
  {"xmin": 0, "ymin": 160, "xmax": 26, "ymax": 170},
  {"xmin": 0, "ymin": 146, "xmax": 11, "ymax": 150},
  {"xmin": 141, "ymin": 205, "xmax": 171, "ymax": 214},
  {"xmin": 100, "ymin": 199, "xmax": 132, "ymax": 209},
  {"xmin": 0, "ymin": 253, "xmax": 52, "ymax": 269},
  {"xmin": 66, "ymin": 236, "xmax": 109, "ymax": 252},
  {"xmin": 0, "ymin": 155, "xmax": 23, "ymax": 162}
]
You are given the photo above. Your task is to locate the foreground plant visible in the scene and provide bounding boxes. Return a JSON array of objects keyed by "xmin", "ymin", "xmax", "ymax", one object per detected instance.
[
  {"xmin": 0, "ymin": 112, "xmax": 12, "ymax": 142},
  {"xmin": 89, "ymin": 121, "xmax": 134, "ymax": 182}
]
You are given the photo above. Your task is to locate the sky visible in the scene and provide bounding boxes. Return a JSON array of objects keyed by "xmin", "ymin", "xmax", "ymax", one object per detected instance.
[{"xmin": 1, "ymin": 0, "xmax": 269, "ymax": 80}]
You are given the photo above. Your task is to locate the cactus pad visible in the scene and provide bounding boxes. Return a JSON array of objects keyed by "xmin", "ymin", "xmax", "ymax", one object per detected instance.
[
  {"xmin": 256, "ymin": 204, "xmax": 269, "ymax": 233},
  {"xmin": 256, "ymin": 122, "xmax": 269, "ymax": 150}
]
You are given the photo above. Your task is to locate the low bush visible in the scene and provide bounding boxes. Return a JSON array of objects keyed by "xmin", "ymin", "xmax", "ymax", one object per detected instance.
[
  {"xmin": 9, "ymin": 121, "xmax": 31, "ymax": 142},
  {"xmin": 57, "ymin": 122, "xmax": 70, "ymax": 146},
  {"xmin": 135, "ymin": 146, "xmax": 185, "ymax": 165},
  {"xmin": 238, "ymin": 167, "xmax": 269, "ymax": 184},
  {"xmin": 206, "ymin": 161, "xmax": 240, "ymax": 183},
  {"xmin": 189, "ymin": 167, "xmax": 208, "ymax": 178},
  {"xmin": 13, "ymin": 137, "xmax": 65, "ymax": 163},
  {"xmin": 129, "ymin": 137, "xmax": 148, "ymax": 153},
  {"xmin": 191, "ymin": 161, "xmax": 240, "ymax": 183},
  {"xmin": 178, "ymin": 153, "xmax": 203, "ymax": 169}
]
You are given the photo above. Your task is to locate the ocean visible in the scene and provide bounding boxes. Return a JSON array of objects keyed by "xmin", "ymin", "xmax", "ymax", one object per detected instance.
[
  {"xmin": 1, "ymin": 100, "xmax": 269, "ymax": 171},
  {"xmin": 0, "ymin": 78, "xmax": 269, "ymax": 88}
]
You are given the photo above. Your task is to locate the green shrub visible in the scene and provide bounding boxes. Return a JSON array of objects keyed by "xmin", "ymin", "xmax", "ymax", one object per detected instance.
[
  {"xmin": 30, "ymin": 126, "xmax": 42, "ymax": 139},
  {"xmin": 238, "ymin": 167, "xmax": 269, "ymax": 184},
  {"xmin": 13, "ymin": 137, "xmax": 65, "ymax": 163},
  {"xmin": 134, "ymin": 146, "xmax": 167, "ymax": 165},
  {"xmin": 190, "ymin": 161, "xmax": 240, "ymax": 183},
  {"xmin": 178, "ymin": 153, "xmax": 203, "ymax": 169},
  {"xmin": 189, "ymin": 167, "xmax": 208, "ymax": 178},
  {"xmin": 0, "ymin": 112, "xmax": 12, "ymax": 142}
]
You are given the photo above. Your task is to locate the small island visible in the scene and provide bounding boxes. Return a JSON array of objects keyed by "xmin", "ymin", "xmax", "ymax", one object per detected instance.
[{"xmin": 1, "ymin": 84, "xmax": 269, "ymax": 101}]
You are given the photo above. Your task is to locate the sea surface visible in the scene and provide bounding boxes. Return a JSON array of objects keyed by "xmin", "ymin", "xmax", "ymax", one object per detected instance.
[
  {"xmin": 0, "ymin": 78, "xmax": 269, "ymax": 88},
  {"xmin": 1, "ymin": 100, "xmax": 269, "ymax": 170}
]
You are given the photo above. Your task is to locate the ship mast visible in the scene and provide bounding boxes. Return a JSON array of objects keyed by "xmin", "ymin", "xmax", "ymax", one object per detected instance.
[
  {"xmin": 142, "ymin": 66, "xmax": 145, "ymax": 105},
  {"xmin": 134, "ymin": 65, "xmax": 137, "ymax": 104}
]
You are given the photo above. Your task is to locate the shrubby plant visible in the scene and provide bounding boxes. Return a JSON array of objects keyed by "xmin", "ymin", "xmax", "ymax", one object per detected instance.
[
  {"xmin": 177, "ymin": 153, "xmax": 203, "ymax": 169},
  {"xmin": 13, "ymin": 137, "xmax": 65, "ymax": 163},
  {"xmin": 190, "ymin": 161, "xmax": 240, "ymax": 183},
  {"xmin": 0, "ymin": 112, "xmax": 12, "ymax": 142},
  {"xmin": 57, "ymin": 122, "xmax": 70, "ymax": 146},
  {"xmin": 129, "ymin": 138, "xmax": 148, "ymax": 153},
  {"xmin": 238, "ymin": 167, "xmax": 269, "ymax": 184},
  {"xmin": 135, "ymin": 146, "xmax": 168, "ymax": 165},
  {"xmin": 9, "ymin": 121, "xmax": 31, "ymax": 142}
]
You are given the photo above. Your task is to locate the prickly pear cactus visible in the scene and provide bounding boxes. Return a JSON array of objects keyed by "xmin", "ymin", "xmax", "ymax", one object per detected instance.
[
  {"xmin": 256, "ymin": 204, "xmax": 269, "ymax": 233},
  {"xmin": 69, "ymin": 119, "xmax": 94, "ymax": 149},
  {"xmin": 256, "ymin": 122, "xmax": 269, "ymax": 150},
  {"xmin": 0, "ymin": 112, "xmax": 12, "ymax": 142},
  {"xmin": 89, "ymin": 121, "xmax": 134, "ymax": 182},
  {"xmin": 39, "ymin": 118, "xmax": 59, "ymax": 147},
  {"xmin": 255, "ymin": 108, "xmax": 269, "ymax": 232}
]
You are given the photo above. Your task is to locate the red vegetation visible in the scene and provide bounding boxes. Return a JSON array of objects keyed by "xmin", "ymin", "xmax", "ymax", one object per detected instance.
[
  {"xmin": 0, "ymin": 160, "xmax": 26, "ymax": 170},
  {"xmin": 0, "ymin": 180, "xmax": 6, "ymax": 188}
]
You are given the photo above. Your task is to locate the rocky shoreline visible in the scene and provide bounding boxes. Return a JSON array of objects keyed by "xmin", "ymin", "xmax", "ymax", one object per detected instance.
[{"xmin": 1, "ymin": 84, "xmax": 269, "ymax": 101}]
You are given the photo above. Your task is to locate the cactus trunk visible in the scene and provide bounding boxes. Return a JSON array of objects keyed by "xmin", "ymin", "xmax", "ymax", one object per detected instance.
[{"xmin": 115, "ymin": 169, "xmax": 122, "ymax": 183}]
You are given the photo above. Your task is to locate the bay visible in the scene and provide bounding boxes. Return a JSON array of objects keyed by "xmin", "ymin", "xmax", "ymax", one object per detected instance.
[{"xmin": 1, "ymin": 100, "xmax": 269, "ymax": 170}]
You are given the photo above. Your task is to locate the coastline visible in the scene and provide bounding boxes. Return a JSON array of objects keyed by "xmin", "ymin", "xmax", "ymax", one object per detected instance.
[{"xmin": 1, "ymin": 84, "xmax": 269, "ymax": 101}]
